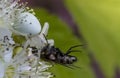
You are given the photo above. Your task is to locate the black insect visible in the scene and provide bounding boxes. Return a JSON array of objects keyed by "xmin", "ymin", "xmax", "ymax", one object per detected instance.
[
  {"xmin": 31, "ymin": 34, "xmax": 82, "ymax": 69},
  {"xmin": 31, "ymin": 44, "xmax": 82, "ymax": 69}
]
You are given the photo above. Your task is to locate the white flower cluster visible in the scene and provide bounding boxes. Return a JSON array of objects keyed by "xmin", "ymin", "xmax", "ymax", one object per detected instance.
[{"xmin": 0, "ymin": 0, "xmax": 54, "ymax": 78}]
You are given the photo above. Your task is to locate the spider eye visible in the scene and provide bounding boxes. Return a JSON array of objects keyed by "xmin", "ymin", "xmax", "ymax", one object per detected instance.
[{"xmin": 13, "ymin": 12, "xmax": 41, "ymax": 36}]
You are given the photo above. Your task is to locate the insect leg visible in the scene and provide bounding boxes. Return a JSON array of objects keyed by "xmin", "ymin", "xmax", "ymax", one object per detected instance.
[
  {"xmin": 56, "ymin": 63, "xmax": 74, "ymax": 69},
  {"xmin": 65, "ymin": 50, "xmax": 81, "ymax": 55},
  {"xmin": 65, "ymin": 45, "xmax": 83, "ymax": 55}
]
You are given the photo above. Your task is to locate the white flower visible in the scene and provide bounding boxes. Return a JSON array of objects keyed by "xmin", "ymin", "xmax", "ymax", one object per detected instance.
[
  {"xmin": 0, "ymin": 28, "xmax": 15, "ymax": 78},
  {"xmin": 0, "ymin": 0, "xmax": 54, "ymax": 78},
  {"xmin": 0, "ymin": 0, "xmax": 25, "ymax": 28},
  {"xmin": 11, "ymin": 47, "xmax": 53, "ymax": 78}
]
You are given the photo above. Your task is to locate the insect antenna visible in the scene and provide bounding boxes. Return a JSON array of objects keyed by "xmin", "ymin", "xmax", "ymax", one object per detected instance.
[
  {"xmin": 66, "ymin": 50, "xmax": 82, "ymax": 53},
  {"xmin": 65, "ymin": 45, "xmax": 83, "ymax": 55}
]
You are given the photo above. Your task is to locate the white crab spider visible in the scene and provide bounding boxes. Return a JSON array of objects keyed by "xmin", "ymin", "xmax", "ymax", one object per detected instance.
[
  {"xmin": 11, "ymin": 11, "xmax": 55, "ymax": 54},
  {"xmin": 12, "ymin": 12, "xmax": 54, "ymax": 47},
  {"xmin": 13, "ymin": 21, "xmax": 54, "ymax": 66},
  {"xmin": 11, "ymin": 11, "xmax": 54, "ymax": 72}
]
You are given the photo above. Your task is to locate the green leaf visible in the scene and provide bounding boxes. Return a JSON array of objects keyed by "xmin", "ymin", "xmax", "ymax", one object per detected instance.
[{"xmin": 65, "ymin": 0, "xmax": 120, "ymax": 77}]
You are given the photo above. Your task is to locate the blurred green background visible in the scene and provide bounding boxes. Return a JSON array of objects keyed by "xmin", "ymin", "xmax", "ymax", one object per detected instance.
[{"xmin": 33, "ymin": 0, "xmax": 120, "ymax": 78}]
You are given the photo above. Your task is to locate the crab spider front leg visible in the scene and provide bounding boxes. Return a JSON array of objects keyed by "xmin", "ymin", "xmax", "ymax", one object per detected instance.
[{"xmin": 40, "ymin": 22, "xmax": 49, "ymax": 36}]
